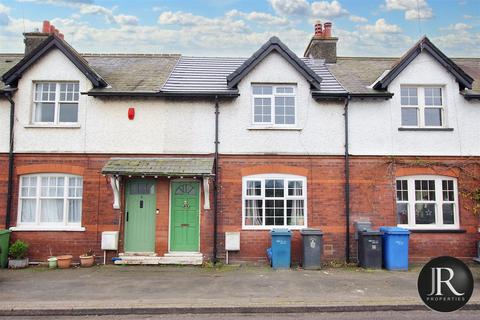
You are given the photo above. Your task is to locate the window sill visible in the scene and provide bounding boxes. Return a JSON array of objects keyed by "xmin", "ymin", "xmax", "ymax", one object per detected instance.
[
  {"xmin": 247, "ymin": 126, "xmax": 302, "ymax": 131},
  {"xmin": 409, "ymin": 229, "xmax": 466, "ymax": 234},
  {"xmin": 24, "ymin": 124, "xmax": 81, "ymax": 129},
  {"xmin": 9, "ymin": 226, "xmax": 86, "ymax": 232},
  {"xmin": 398, "ymin": 127, "xmax": 454, "ymax": 132},
  {"xmin": 242, "ymin": 226, "xmax": 306, "ymax": 231}
]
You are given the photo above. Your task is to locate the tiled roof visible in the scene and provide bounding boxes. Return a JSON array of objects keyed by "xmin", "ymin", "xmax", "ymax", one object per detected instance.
[
  {"xmin": 162, "ymin": 56, "xmax": 346, "ymax": 94},
  {"xmin": 328, "ymin": 57, "xmax": 480, "ymax": 94},
  {"xmin": 0, "ymin": 54, "xmax": 23, "ymax": 91},
  {"xmin": 86, "ymin": 54, "xmax": 180, "ymax": 93},
  {"xmin": 102, "ymin": 157, "xmax": 214, "ymax": 176}
]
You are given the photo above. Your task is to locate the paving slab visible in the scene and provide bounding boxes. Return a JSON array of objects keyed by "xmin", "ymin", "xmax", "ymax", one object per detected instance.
[{"xmin": 0, "ymin": 264, "xmax": 478, "ymax": 315}]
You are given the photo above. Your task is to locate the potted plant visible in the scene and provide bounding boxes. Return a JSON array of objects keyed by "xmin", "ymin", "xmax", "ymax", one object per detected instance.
[
  {"xmin": 56, "ymin": 255, "xmax": 73, "ymax": 269},
  {"xmin": 8, "ymin": 240, "xmax": 29, "ymax": 269},
  {"xmin": 47, "ymin": 257, "xmax": 58, "ymax": 269},
  {"xmin": 79, "ymin": 249, "xmax": 95, "ymax": 267}
]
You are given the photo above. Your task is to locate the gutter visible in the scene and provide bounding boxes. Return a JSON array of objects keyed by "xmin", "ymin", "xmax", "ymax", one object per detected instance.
[
  {"xmin": 344, "ymin": 95, "xmax": 351, "ymax": 263},
  {"xmin": 460, "ymin": 91, "xmax": 480, "ymax": 100},
  {"xmin": 213, "ymin": 96, "xmax": 220, "ymax": 264},
  {"xmin": 85, "ymin": 90, "xmax": 240, "ymax": 98},
  {"xmin": 311, "ymin": 91, "xmax": 393, "ymax": 99},
  {"xmin": 3, "ymin": 89, "xmax": 16, "ymax": 229}
]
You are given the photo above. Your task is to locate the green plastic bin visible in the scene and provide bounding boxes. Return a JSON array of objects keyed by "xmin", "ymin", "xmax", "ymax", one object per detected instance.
[{"xmin": 0, "ymin": 230, "xmax": 11, "ymax": 268}]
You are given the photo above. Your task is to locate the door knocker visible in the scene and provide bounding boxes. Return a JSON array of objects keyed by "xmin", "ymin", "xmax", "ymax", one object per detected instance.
[{"xmin": 183, "ymin": 200, "xmax": 190, "ymax": 208}]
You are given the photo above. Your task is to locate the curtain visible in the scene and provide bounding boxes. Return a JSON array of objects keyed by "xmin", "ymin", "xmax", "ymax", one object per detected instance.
[
  {"xmin": 68, "ymin": 199, "xmax": 82, "ymax": 223},
  {"xmin": 21, "ymin": 199, "xmax": 36, "ymax": 223},
  {"xmin": 40, "ymin": 199, "xmax": 64, "ymax": 222}
]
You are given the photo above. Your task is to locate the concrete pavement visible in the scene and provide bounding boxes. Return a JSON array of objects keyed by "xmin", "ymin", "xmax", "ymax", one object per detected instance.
[{"xmin": 0, "ymin": 264, "xmax": 479, "ymax": 316}]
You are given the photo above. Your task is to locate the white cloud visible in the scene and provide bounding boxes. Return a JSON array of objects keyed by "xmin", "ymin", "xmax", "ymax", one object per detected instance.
[
  {"xmin": 359, "ymin": 18, "xmax": 402, "ymax": 33},
  {"xmin": 226, "ymin": 10, "xmax": 290, "ymax": 26},
  {"xmin": 269, "ymin": 0, "xmax": 310, "ymax": 16},
  {"xmin": 0, "ymin": 3, "xmax": 11, "ymax": 14},
  {"xmin": 311, "ymin": 1, "xmax": 348, "ymax": 18},
  {"xmin": 269, "ymin": 0, "xmax": 348, "ymax": 19},
  {"xmin": 349, "ymin": 15, "xmax": 368, "ymax": 23},
  {"xmin": 17, "ymin": 0, "xmax": 139, "ymax": 26},
  {"xmin": 158, "ymin": 11, "xmax": 250, "ymax": 34},
  {"xmin": 384, "ymin": 0, "xmax": 433, "ymax": 20},
  {"xmin": 444, "ymin": 22, "xmax": 472, "ymax": 31},
  {"xmin": 432, "ymin": 31, "xmax": 480, "ymax": 56}
]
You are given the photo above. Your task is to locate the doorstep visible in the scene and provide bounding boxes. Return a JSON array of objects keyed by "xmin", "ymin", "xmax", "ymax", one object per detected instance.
[{"xmin": 114, "ymin": 252, "xmax": 203, "ymax": 265}]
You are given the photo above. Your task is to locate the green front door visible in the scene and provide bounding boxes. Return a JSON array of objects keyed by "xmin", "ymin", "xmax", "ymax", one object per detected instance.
[
  {"xmin": 170, "ymin": 181, "xmax": 200, "ymax": 252},
  {"xmin": 125, "ymin": 179, "xmax": 156, "ymax": 252}
]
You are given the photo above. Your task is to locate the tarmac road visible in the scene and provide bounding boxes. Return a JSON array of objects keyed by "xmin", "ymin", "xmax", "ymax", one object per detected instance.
[{"xmin": 2, "ymin": 311, "xmax": 479, "ymax": 320}]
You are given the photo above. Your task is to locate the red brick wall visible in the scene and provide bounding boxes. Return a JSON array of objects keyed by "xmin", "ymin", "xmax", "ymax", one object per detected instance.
[
  {"xmin": 0, "ymin": 154, "xmax": 8, "ymax": 229},
  {"xmin": 218, "ymin": 155, "xmax": 480, "ymax": 264},
  {"xmin": 7, "ymin": 154, "xmax": 214, "ymax": 263},
  {"xmin": 2, "ymin": 153, "xmax": 479, "ymax": 264}
]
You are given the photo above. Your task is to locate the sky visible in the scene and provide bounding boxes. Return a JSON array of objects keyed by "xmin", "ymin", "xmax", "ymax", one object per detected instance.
[{"xmin": 0, "ymin": 0, "xmax": 479, "ymax": 57}]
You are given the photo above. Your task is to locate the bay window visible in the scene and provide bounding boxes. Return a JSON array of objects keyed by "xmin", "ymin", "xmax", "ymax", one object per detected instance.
[
  {"xmin": 395, "ymin": 175, "xmax": 459, "ymax": 229},
  {"xmin": 243, "ymin": 174, "xmax": 306, "ymax": 229},
  {"xmin": 17, "ymin": 174, "xmax": 83, "ymax": 230}
]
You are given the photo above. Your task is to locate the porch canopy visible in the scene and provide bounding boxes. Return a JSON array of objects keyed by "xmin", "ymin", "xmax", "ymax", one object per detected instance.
[
  {"xmin": 102, "ymin": 157, "xmax": 214, "ymax": 177},
  {"xmin": 102, "ymin": 157, "xmax": 214, "ymax": 210}
]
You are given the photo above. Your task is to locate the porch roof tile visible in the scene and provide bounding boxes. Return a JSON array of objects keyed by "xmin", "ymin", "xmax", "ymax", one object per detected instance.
[{"xmin": 102, "ymin": 157, "xmax": 214, "ymax": 176}]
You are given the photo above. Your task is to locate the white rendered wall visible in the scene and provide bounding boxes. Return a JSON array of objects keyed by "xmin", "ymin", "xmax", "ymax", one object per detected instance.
[
  {"xmin": 8, "ymin": 48, "xmax": 480, "ymax": 156},
  {"xmin": 0, "ymin": 99, "xmax": 9, "ymax": 153},
  {"xmin": 349, "ymin": 51, "xmax": 480, "ymax": 156},
  {"xmin": 219, "ymin": 52, "xmax": 345, "ymax": 155}
]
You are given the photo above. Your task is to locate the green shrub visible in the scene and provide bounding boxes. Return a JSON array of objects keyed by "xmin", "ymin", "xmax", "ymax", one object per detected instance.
[{"xmin": 8, "ymin": 240, "xmax": 29, "ymax": 260}]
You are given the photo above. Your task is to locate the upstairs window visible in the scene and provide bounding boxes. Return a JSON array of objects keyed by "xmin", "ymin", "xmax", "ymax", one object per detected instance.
[
  {"xmin": 400, "ymin": 86, "xmax": 444, "ymax": 128},
  {"xmin": 252, "ymin": 85, "xmax": 296, "ymax": 126},
  {"xmin": 395, "ymin": 175, "xmax": 458, "ymax": 229},
  {"xmin": 34, "ymin": 82, "xmax": 79, "ymax": 124}
]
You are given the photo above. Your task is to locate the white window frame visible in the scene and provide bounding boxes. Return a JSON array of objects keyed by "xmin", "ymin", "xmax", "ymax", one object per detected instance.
[
  {"xmin": 400, "ymin": 86, "xmax": 446, "ymax": 128},
  {"xmin": 242, "ymin": 174, "xmax": 307, "ymax": 230},
  {"xmin": 396, "ymin": 175, "xmax": 459, "ymax": 230},
  {"xmin": 251, "ymin": 84, "xmax": 297, "ymax": 127},
  {"xmin": 32, "ymin": 81, "xmax": 80, "ymax": 125},
  {"xmin": 14, "ymin": 173, "xmax": 85, "ymax": 231}
]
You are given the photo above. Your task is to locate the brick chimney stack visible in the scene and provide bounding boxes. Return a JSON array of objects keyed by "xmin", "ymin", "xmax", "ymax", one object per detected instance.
[
  {"xmin": 304, "ymin": 21, "xmax": 338, "ymax": 63},
  {"xmin": 24, "ymin": 20, "xmax": 64, "ymax": 55}
]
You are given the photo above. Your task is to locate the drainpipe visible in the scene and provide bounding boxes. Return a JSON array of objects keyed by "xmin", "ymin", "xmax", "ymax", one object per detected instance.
[
  {"xmin": 213, "ymin": 96, "xmax": 219, "ymax": 264},
  {"xmin": 344, "ymin": 95, "xmax": 351, "ymax": 263},
  {"xmin": 4, "ymin": 90, "xmax": 16, "ymax": 229}
]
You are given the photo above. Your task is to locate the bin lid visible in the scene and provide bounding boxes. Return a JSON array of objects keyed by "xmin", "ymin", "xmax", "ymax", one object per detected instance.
[
  {"xmin": 379, "ymin": 226, "xmax": 410, "ymax": 235},
  {"xmin": 0, "ymin": 229, "xmax": 11, "ymax": 235},
  {"xmin": 359, "ymin": 230, "xmax": 383, "ymax": 236},
  {"xmin": 270, "ymin": 228, "xmax": 292, "ymax": 236},
  {"xmin": 300, "ymin": 228, "xmax": 323, "ymax": 235}
]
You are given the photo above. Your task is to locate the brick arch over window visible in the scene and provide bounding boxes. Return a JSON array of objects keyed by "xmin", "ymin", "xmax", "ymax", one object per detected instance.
[
  {"xmin": 241, "ymin": 165, "xmax": 308, "ymax": 177},
  {"xmin": 16, "ymin": 164, "xmax": 85, "ymax": 176},
  {"xmin": 395, "ymin": 167, "xmax": 459, "ymax": 178}
]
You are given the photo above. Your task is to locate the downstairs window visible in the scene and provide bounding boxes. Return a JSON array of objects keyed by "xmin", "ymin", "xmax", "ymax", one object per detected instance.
[
  {"xmin": 396, "ymin": 175, "xmax": 459, "ymax": 229},
  {"xmin": 243, "ymin": 174, "xmax": 306, "ymax": 229}
]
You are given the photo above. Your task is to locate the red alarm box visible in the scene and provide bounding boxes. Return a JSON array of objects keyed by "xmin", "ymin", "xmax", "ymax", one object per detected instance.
[{"xmin": 128, "ymin": 107, "xmax": 135, "ymax": 120}]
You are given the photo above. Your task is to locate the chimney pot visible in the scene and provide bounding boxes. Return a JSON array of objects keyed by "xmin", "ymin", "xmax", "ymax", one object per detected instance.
[
  {"xmin": 314, "ymin": 21, "xmax": 323, "ymax": 37},
  {"xmin": 304, "ymin": 22, "xmax": 338, "ymax": 63},
  {"xmin": 42, "ymin": 20, "xmax": 50, "ymax": 33},
  {"xmin": 323, "ymin": 22, "xmax": 332, "ymax": 38}
]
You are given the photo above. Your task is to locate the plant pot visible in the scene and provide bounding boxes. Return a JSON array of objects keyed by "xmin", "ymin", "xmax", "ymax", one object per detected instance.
[
  {"xmin": 8, "ymin": 258, "xmax": 29, "ymax": 269},
  {"xmin": 56, "ymin": 255, "xmax": 72, "ymax": 269},
  {"xmin": 47, "ymin": 257, "xmax": 57, "ymax": 269},
  {"xmin": 79, "ymin": 255, "xmax": 94, "ymax": 267}
]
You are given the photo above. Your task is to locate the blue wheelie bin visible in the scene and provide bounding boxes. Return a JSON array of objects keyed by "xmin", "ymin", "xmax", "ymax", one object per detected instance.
[
  {"xmin": 379, "ymin": 226, "xmax": 410, "ymax": 270},
  {"xmin": 269, "ymin": 228, "xmax": 292, "ymax": 269}
]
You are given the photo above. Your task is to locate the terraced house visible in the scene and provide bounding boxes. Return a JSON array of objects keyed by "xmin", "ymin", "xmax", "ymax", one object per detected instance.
[{"xmin": 0, "ymin": 21, "xmax": 479, "ymax": 265}]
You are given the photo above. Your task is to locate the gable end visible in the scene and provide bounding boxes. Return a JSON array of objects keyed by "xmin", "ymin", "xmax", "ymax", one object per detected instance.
[{"xmin": 227, "ymin": 37, "xmax": 322, "ymax": 90}]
